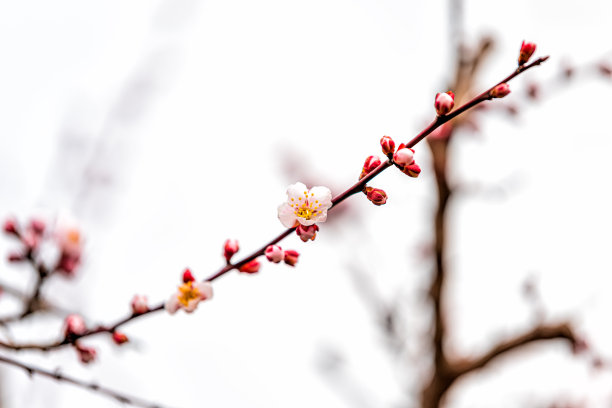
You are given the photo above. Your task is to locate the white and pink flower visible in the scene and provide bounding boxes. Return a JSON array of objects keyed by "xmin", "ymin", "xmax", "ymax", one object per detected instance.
[
  {"xmin": 165, "ymin": 278, "xmax": 213, "ymax": 314},
  {"xmin": 278, "ymin": 182, "xmax": 332, "ymax": 228},
  {"xmin": 131, "ymin": 294, "xmax": 149, "ymax": 314}
]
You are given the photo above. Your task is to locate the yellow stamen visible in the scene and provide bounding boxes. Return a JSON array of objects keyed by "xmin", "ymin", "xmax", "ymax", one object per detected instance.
[{"xmin": 177, "ymin": 282, "xmax": 201, "ymax": 307}]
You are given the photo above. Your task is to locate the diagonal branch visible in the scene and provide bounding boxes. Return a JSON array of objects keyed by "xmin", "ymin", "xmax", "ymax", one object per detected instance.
[{"xmin": 0, "ymin": 353, "xmax": 172, "ymax": 408}]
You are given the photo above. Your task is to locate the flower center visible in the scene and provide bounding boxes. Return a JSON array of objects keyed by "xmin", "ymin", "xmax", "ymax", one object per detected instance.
[
  {"xmin": 291, "ymin": 190, "xmax": 322, "ymax": 220},
  {"xmin": 177, "ymin": 282, "xmax": 201, "ymax": 307}
]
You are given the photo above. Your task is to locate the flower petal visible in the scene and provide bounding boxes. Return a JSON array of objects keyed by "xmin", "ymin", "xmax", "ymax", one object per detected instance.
[
  {"xmin": 165, "ymin": 294, "xmax": 180, "ymax": 314},
  {"xmin": 286, "ymin": 182, "xmax": 308, "ymax": 201},
  {"xmin": 196, "ymin": 282, "xmax": 214, "ymax": 301},
  {"xmin": 278, "ymin": 203, "xmax": 297, "ymax": 228},
  {"xmin": 309, "ymin": 186, "xmax": 332, "ymax": 208}
]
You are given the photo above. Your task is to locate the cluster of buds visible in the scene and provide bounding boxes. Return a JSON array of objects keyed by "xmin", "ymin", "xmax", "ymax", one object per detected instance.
[
  {"xmin": 434, "ymin": 91, "xmax": 455, "ymax": 116},
  {"xmin": 264, "ymin": 245, "xmax": 300, "ymax": 266},
  {"xmin": 3, "ymin": 216, "xmax": 83, "ymax": 277},
  {"xmin": 379, "ymin": 136, "xmax": 421, "ymax": 178},
  {"xmin": 63, "ymin": 314, "xmax": 98, "ymax": 364},
  {"xmin": 518, "ymin": 41, "xmax": 536, "ymax": 66},
  {"xmin": 165, "ymin": 269, "xmax": 213, "ymax": 314}
]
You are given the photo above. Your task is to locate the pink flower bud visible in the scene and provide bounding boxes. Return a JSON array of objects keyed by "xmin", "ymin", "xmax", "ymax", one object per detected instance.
[
  {"xmin": 182, "ymin": 268, "xmax": 195, "ymax": 283},
  {"xmin": 283, "ymin": 250, "xmax": 300, "ymax": 267},
  {"xmin": 518, "ymin": 41, "xmax": 536, "ymax": 66},
  {"xmin": 296, "ymin": 224, "xmax": 319, "ymax": 242},
  {"xmin": 239, "ymin": 259, "xmax": 261, "ymax": 274},
  {"xmin": 435, "ymin": 91, "xmax": 454, "ymax": 116},
  {"xmin": 393, "ymin": 148, "xmax": 415, "ymax": 168},
  {"xmin": 360, "ymin": 155, "xmax": 382, "ymax": 180},
  {"xmin": 29, "ymin": 218, "xmax": 46, "ymax": 235},
  {"xmin": 112, "ymin": 331, "xmax": 129, "ymax": 345},
  {"xmin": 64, "ymin": 314, "xmax": 86, "ymax": 337},
  {"xmin": 223, "ymin": 239, "xmax": 240, "ymax": 262},
  {"xmin": 75, "ymin": 344, "xmax": 97, "ymax": 364},
  {"xmin": 490, "ymin": 83, "xmax": 511, "ymax": 98},
  {"xmin": 380, "ymin": 135, "xmax": 395, "ymax": 156},
  {"xmin": 131, "ymin": 295, "xmax": 149, "ymax": 315},
  {"xmin": 365, "ymin": 187, "xmax": 387, "ymax": 206},
  {"xmin": 265, "ymin": 245, "xmax": 284, "ymax": 263},
  {"xmin": 403, "ymin": 163, "xmax": 421, "ymax": 178},
  {"xmin": 3, "ymin": 218, "xmax": 18, "ymax": 235},
  {"xmin": 56, "ymin": 253, "xmax": 79, "ymax": 276}
]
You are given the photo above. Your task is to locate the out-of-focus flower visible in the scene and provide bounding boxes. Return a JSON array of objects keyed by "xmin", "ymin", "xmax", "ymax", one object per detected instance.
[
  {"xmin": 131, "ymin": 295, "xmax": 149, "ymax": 315},
  {"xmin": 223, "ymin": 239, "xmax": 239, "ymax": 262},
  {"xmin": 75, "ymin": 344, "xmax": 97, "ymax": 364},
  {"xmin": 29, "ymin": 219, "xmax": 46, "ymax": 235},
  {"xmin": 112, "ymin": 332, "xmax": 129, "ymax": 345},
  {"xmin": 435, "ymin": 91, "xmax": 455, "ymax": 116},
  {"xmin": 296, "ymin": 224, "xmax": 319, "ymax": 242},
  {"xmin": 54, "ymin": 221, "xmax": 83, "ymax": 276},
  {"xmin": 380, "ymin": 135, "xmax": 395, "ymax": 156},
  {"xmin": 3, "ymin": 218, "xmax": 18, "ymax": 235},
  {"xmin": 64, "ymin": 314, "xmax": 87, "ymax": 337},
  {"xmin": 283, "ymin": 250, "xmax": 300, "ymax": 267},
  {"xmin": 239, "ymin": 259, "xmax": 261, "ymax": 274},
  {"xmin": 278, "ymin": 182, "xmax": 332, "ymax": 228},
  {"xmin": 518, "ymin": 41, "xmax": 536, "ymax": 66},
  {"xmin": 265, "ymin": 245, "xmax": 284, "ymax": 263},
  {"xmin": 165, "ymin": 278, "xmax": 213, "ymax": 314},
  {"xmin": 490, "ymin": 83, "xmax": 511, "ymax": 98},
  {"xmin": 365, "ymin": 187, "xmax": 388, "ymax": 206}
]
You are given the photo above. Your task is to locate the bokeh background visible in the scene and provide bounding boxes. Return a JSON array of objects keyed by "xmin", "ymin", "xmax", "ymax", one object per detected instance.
[{"xmin": 0, "ymin": 0, "xmax": 611, "ymax": 407}]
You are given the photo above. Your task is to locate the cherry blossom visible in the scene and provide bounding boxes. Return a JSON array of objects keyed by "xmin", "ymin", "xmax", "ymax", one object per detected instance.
[
  {"xmin": 278, "ymin": 182, "xmax": 332, "ymax": 228},
  {"xmin": 165, "ymin": 279, "xmax": 213, "ymax": 314}
]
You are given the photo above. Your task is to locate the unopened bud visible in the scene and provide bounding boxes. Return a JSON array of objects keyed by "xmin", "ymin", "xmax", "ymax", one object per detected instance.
[
  {"xmin": 112, "ymin": 332, "xmax": 129, "ymax": 345},
  {"xmin": 29, "ymin": 219, "xmax": 46, "ymax": 235},
  {"xmin": 265, "ymin": 245, "xmax": 284, "ymax": 263},
  {"xmin": 365, "ymin": 187, "xmax": 387, "ymax": 206},
  {"xmin": 393, "ymin": 148, "xmax": 415, "ymax": 168},
  {"xmin": 403, "ymin": 163, "xmax": 421, "ymax": 178},
  {"xmin": 223, "ymin": 239, "xmax": 239, "ymax": 262},
  {"xmin": 64, "ymin": 314, "xmax": 87, "ymax": 337},
  {"xmin": 380, "ymin": 135, "xmax": 395, "ymax": 156},
  {"xmin": 283, "ymin": 250, "xmax": 300, "ymax": 267},
  {"xmin": 490, "ymin": 83, "xmax": 511, "ymax": 98},
  {"xmin": 182, "ymin": 268, "xmax": 195, "ymax": 283},
  {"xmin": 435, "ymin": 91, "xmax": 454, "ymax": 116},
  {"xmin": 3, "ymin": 218, "xmax": 18, "ymax": 236},
  {"xmin": 296, "ymin": 224, "xmax": 319, "ymax": 242},
  {"xmin": 75, "ymin": 344, "xmax": 97, "ymax": 364},
  {"xmin": 239, "ymin": 259, "xmax": 261, "ymax": 274},
  {"xmin": 360, "ymin": 155, "xmax": 382, "ymax": 179},
  {"xmin": 131, "ymin": 295, "xmax": 149, "ymax": 315},
  {"xmin": 518, "ymin": 41, "xmax": 536, "ymax": 66}
]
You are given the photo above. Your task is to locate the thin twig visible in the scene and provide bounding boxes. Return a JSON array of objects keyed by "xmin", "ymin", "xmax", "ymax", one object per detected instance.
[{"xmin": 0, "ymin": 353, "xmax": 171, "ymax": 408}]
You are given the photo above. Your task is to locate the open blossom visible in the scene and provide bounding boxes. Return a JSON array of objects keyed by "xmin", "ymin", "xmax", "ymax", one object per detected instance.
[
  {"xmin": 278, "ymin": 182, "xmax": 332, "ymax": 228},
  {"xmin": 166, "ymin": 279, "xmax": 213, "ymax": 314},
  {"xmin": 131, "ymin": 294, "xmax": 149, "ymax": 314},
  {"xmin": 64, "ymin": 314, "xmax": 86, "ymax": 337},
  {"xmin": 54, "ymin": 221, "xmax": 83, "ymax": 276}
]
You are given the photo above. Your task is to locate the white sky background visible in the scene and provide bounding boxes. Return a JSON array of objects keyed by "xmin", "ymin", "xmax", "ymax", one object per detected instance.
[{"xmin": 0, "ymin": 0, "xmax": 611, "ymax": 407}]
